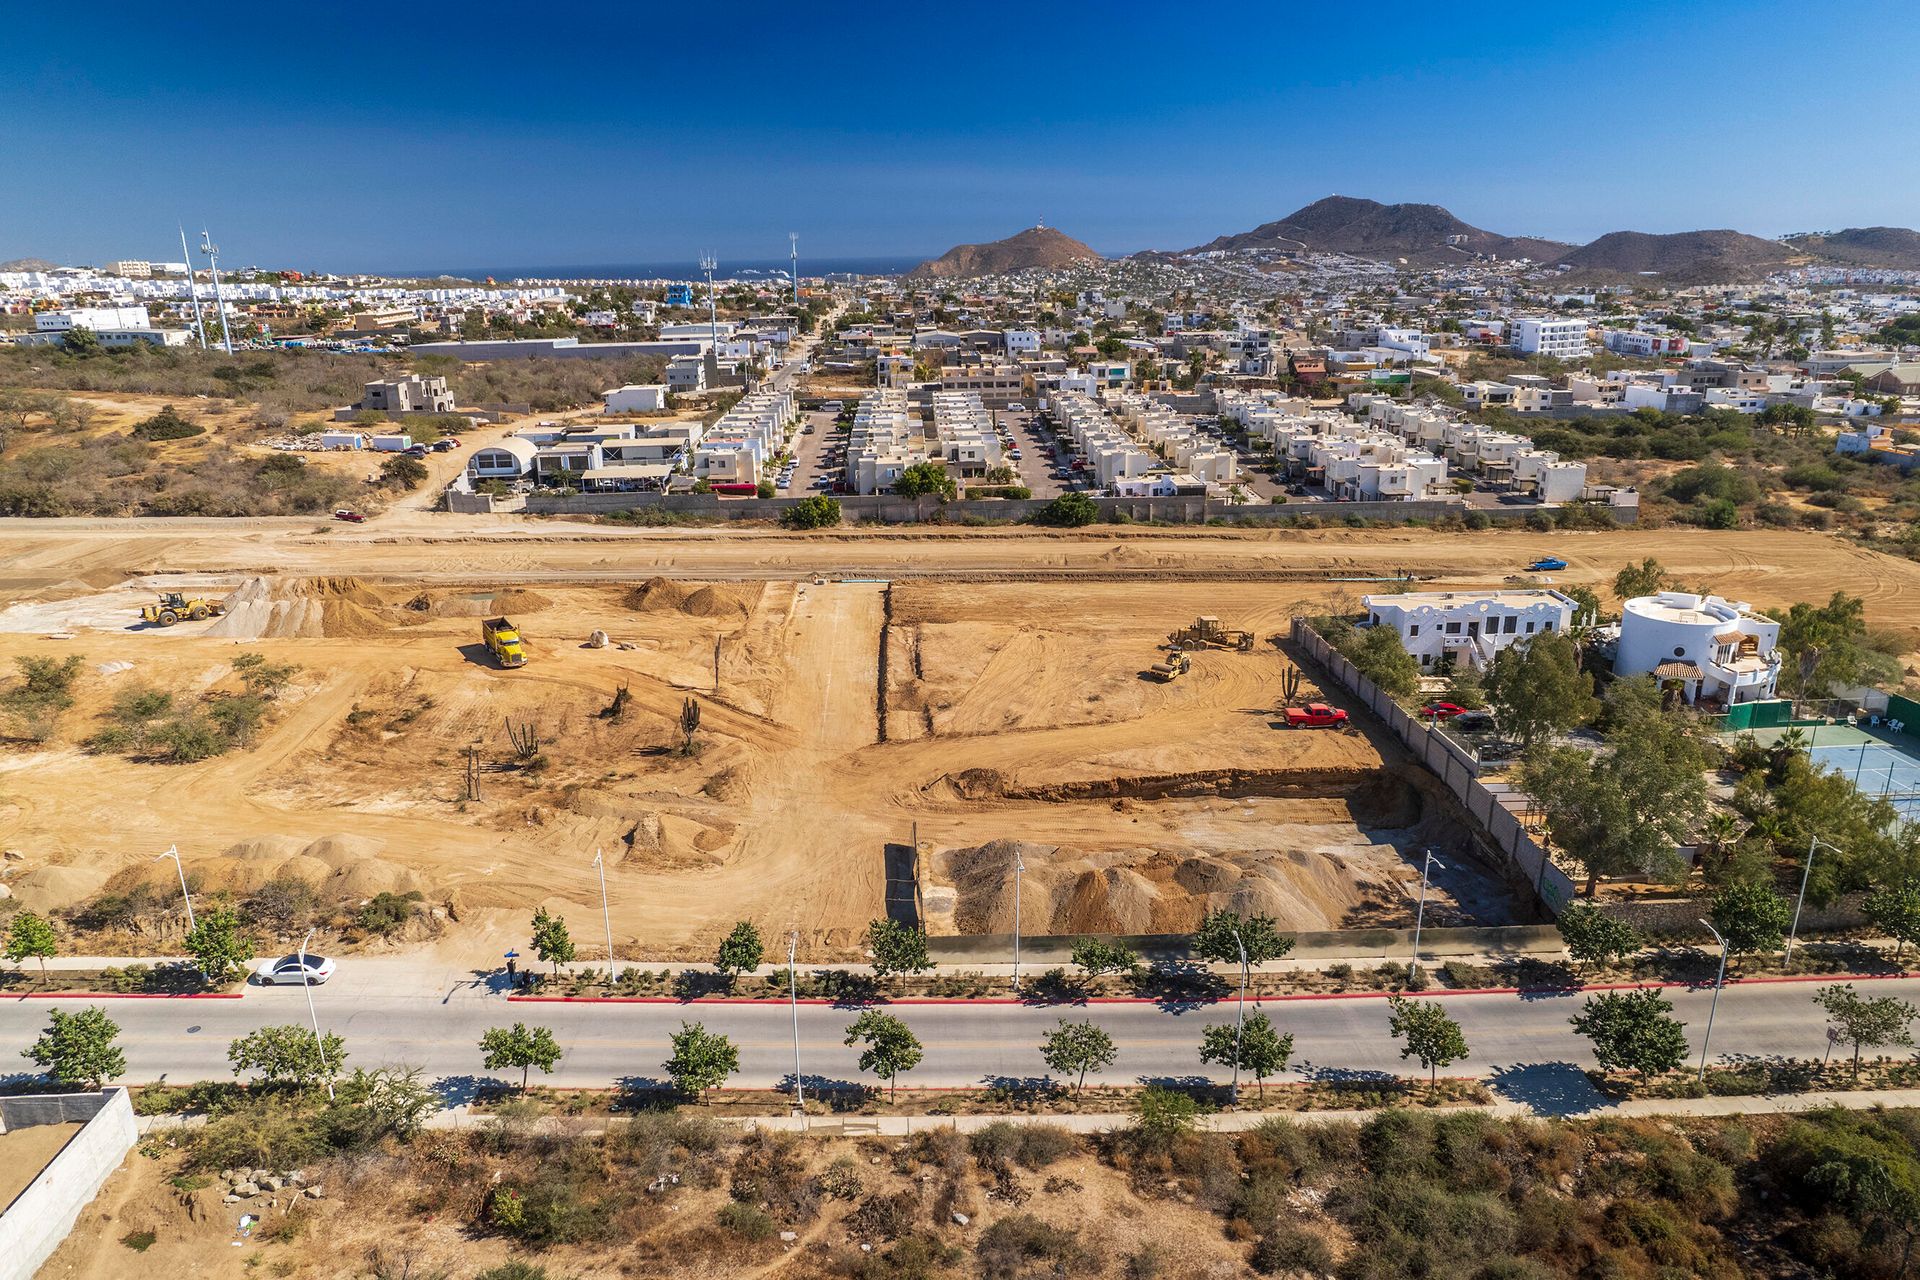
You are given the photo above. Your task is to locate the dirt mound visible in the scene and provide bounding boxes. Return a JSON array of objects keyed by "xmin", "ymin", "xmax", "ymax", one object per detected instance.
[
  {"xmin": 207, "ymin": 576, "xmax": 390, "ymax": 640},
  {"xmin": 490, "ymin": 587, "xmax": 553, "ymax": 614},
  {"xmin": 625, "ymin": 577, "xmax": 691, "ymax": 612},
  {"xmin": 683, "ymin": 584, "xmax": 751, "ymax": 617},
  {"xmin": 9, "ymin": 864, "xmax": 112, "ymax": 912},
  {"xmin": 624, "ymin": 578, "xmax": 757, "ymax": 619}
]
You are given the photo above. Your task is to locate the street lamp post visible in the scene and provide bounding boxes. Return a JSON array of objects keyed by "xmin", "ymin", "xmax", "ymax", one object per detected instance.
[
  {"xmin": 156, "ymin": 845, "xmax": 195, "ymax": 932},
  {"xmin": 298, "ymin": 928, "xmax": 335, "ymax": 1102},
  {"xmin": 1230, "ymin": 927, "xmax": 1249, "ymax": 1106},
  {"xmin": 1697, "ymin": 918, "xmax": 1730, "ymax": 1083},
  {"xmin": 1411, "ymin": 849, "xmax": 1445, "ymax": 982},
  {"xmin": 1011, "ymin": 849, "xmax": 1026, "ymax": 993},
  {"xmin": 1784, "ymin": 836, "xmax": 1841, "ymax": 968},
  {"xmin": 788, "ymin": 929, "xmax": 805, "ymax": 1124},
  {"xmin": 591, "ymin": 848, "xmax": 616, "ymax": 986}
]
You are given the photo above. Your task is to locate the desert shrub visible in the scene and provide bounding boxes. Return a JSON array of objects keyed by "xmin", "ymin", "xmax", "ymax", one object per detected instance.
[
  {"xmin": 729, "ymin": 1128, "xmax": 820, "ymax": 1223},
  {"xmin": 356, "ymin": 890, "xmax": 424, "ymax": 936},
  {"xmin": 132, "ymin": 405, "xmax": 204, "ymax": 441},
  {"xmin": 969, "ymin": 1121, "xmax": 1077, "ymax": 1170},
  {"xmin": 617, "ymin": 1110, "xmax": 723, "ymax": 1180},
  {"xmin": 976, "ymin": 1214, "xmax": 1091, "ymax": 1279},
  {"xmin": 475, "ymin": 1265, "xmax": 552, "ymax": 1280},
  {"xmin": 716, "ymin": 1200, "xmax": 776, "ymax": 1241},
  {"xmin": 1251, "ymin": 1225, "xmax": 1333, "ymax": 1275},
  {"xmin": 187, "ymin": 1098, "xmax": 327, "ymax": 1172},
  {"xmin": 489, "ymin": 1161, "xmax": 611, "ymax": 1246}
]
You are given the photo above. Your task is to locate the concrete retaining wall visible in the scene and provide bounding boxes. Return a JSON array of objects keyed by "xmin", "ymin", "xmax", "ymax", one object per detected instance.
[
  {"xmin": 926, "ymin": 923, "xmax": 1565, "ymax": 966},
  {"xmin": 0, "ymin": 1088, "xmax": 137, "ymax": 1280}
]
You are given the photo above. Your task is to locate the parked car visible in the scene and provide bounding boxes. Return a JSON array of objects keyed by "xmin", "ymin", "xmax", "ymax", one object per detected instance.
[
  {"xmin": 1283, "ymin": 703, "xmax": 1350, "ymax": 729},
  {"xmin": 1527, "ymin": 556, "xmax": 1567, "ymax": 572},
  {"xmin": 333, "ymin": 508, "xmax": 366, "ymax": 523},
  {"xmin": 1420, "ymin": 702, "xmax": 1467, "ymax": 719},
  {"xmin": 257, "ymin": 953, "xmax": 336, "ymax": 985},
  {"xmin": 403, "ymin": 444, "xmax": 429, "ymax": 457},
  {"xmin": 431, "ymin": 438, "xmax": 459, "ymax": 452}
]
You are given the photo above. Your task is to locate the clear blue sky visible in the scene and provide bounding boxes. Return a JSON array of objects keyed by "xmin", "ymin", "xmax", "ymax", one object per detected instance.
[{"xmin": 7, "ymin": 1, "xmax": 1917, "ymax": 274}]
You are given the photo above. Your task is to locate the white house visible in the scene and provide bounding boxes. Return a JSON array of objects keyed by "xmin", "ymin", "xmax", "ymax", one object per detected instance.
[
  {"xmin": 466, "ymin": 437, "xmax": 539, "ymax": 481},
  {"xmin": 1614, "ymin": 592, "xmax": 1780, "ymax": 705},
  {"xmin": 665, "ymin": 355, "xmax": 707, "ymax": 393},
  {"xmin": 602, "ymin": 383, "xmax": 669, "ymax": 414},
  {"xmin": 1362, "ymin": 589, "xmax": 1577, "ymax": 671}
]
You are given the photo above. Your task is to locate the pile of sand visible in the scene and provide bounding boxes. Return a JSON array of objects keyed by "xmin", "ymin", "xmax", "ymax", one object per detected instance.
[
  {"xmin": 208, "ymin": 576, "xmax": 389, "ymax": 640},
  {"xmin": 81, "ymin": 832, "xmax": 428, "ymax": 903},
  {"xmin": 490, "ymin": 587, "xmax": 553, "ymax": 614},
  {"xmin": 399, "ymin": 587, "xmax": 551, "ymax": 619},
  {"xmin": 8, "ymin": 864, "xmax": 113, "ymax": 913},
  {"xmin": 624, "ymin": 577, "xmax": 756, "ymax": 619}
]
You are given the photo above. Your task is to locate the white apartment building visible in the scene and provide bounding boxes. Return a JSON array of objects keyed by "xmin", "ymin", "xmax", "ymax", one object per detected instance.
[
  {"xmin": 845, "ymin": 390, "xmax": 929, "ymax": 494},
  {"xmin": 930, "ymin": 391, "xmax": 1003, "ymax": 478},
  {"xmin": 1603, "ymin": 328, "xmax": 1689, "ymax": 358},
  {"xmin": 1363, "ymin": 589, "xmax": 1578, "ymax": 670},
  {"xmin": 25, "ymin": 305, "xmax": 190, "ymax": 347},
  {"xmin": 105, "ymin": 260, "xmax": 154, "ymax": 278},
  {"xmin": 665, "ymin": 355, "xmax": 707, "ymax": 393},
  {"xmin": 1509, "ymin": 317, "xmax": 1590, "ymax": 359}
]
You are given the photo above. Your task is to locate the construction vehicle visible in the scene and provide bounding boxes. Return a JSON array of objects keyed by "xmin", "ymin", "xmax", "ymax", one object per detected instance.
[
  {"xmin": 139, "ymin": 592, "xmax": 226, "ymax": 627},
  {"xmin": 1168, "ymin": 615, "xmax": 1255, "ymax": 652},
  {"xmin": 481, "ymin": 617, "xmax": 527, "ymax": 668},
  {"xmin": 1147, "ymin": 650, "xmax": 1192, "ymax": 682}
]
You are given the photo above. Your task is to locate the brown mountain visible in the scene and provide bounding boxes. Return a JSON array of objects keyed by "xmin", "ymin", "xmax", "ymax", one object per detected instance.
[
  {"xmin": 906, "ymin": 226, "xmax": 1100, "ymax": 279},
  {"xmin": 1185, "ymin": 196, "xmax": 1569, "ymax": 265},
  {"xmin": 0, "ymin": 258, "xmax": 58, "ymax": 272},
  {"xmin": 1551, "ymin": 230, "xmax": 1803, "ymax": 283},
  {"xmin": 1783, "ymin": 226, "xmax": 1920, "ymax": 270}
]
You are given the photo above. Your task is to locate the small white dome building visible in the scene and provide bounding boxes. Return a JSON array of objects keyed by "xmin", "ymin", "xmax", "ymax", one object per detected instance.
[{"xmin": 1616, "ymin": 591, "xmax": 1780, "ymax": 705}]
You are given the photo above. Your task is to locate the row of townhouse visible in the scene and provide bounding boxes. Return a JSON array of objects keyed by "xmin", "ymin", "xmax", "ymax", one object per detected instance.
[
  {"xmin": 1218, "ymin": 391, "xmax": 1449, "ymax": 501},
  {"xmin": 929, "ymin": 392, "xmax": 1004, "ymax": 478},
  {"xmin": 1361, "ymin": 398, "xmax": 1586, "ymax": 503},
  {"xmin": 463, "ymin": 386, "xmax": 796, "ymax": 494},
  {"xmin": 1051, "ymin": 392, "xmax": 1156, "ymax": 489},
  {"xmin": 1104, "ymin": 394, "xmax": 1239, "ymax": 485},
  {"xmin": 845, "ymin": 390, "xmax": 929, "ymax": 495}
]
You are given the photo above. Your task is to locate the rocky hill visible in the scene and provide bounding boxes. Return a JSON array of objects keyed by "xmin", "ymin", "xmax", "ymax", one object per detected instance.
[
  {"xmin": 1551, "ymin": 230, "xmax": 1805, "ymax": 283},
  {"xmin": 1783, "ymin": 226, "xmax": 1920, "ymax": 270},
  {"xmin": 1185, "ymin": 196, "xmax": 1569, "ymax": 265},
  {"xmin": 0, "ymin": 258, "xmax": 58, "ymax": 272},
  {"xmin": 906, "ymin": 226, "xmax": 1100, "ymax": 279}
]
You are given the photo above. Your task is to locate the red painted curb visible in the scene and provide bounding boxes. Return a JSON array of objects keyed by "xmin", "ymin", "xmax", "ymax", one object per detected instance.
[
  {"xmin": 504, "ymin": 969, "xmax": 1914, "ymax": 1008},
  {"xmin": 6, "ymin": 992, "xmax": 244, "ymax": 1000}
]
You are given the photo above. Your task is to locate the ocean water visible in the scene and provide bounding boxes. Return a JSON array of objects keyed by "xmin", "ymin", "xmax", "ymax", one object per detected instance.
[{"xmin": 405, "ymin": 256, "xmax": 923, "ymax": 282}]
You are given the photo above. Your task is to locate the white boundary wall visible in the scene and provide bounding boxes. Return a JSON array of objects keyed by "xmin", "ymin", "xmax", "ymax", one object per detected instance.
[{"xmin": 0, "ymin": 1088, "xmax": 137, "ymax": 1280}]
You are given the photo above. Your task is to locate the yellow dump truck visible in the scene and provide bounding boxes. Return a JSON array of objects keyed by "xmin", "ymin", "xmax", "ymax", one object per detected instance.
[{"xmin": 481, "ymin": 617, "xmax": 527, "ymax": 668}]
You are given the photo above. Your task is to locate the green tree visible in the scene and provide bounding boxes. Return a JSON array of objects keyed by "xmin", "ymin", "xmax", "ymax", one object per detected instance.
[
  {"xmin": 1865, "ymin": 879, "xmax": 1920, "ymax": 958},
  {"xmin": 1069, "ymin": 937, "xmax": 1139, "ymax": 980},
  {"xmin": 844, "ymin": 1009, "xmax": 923, "ymax": 1102},
  {"xmin": 1815, "ymin": 984, "xmax": 1919, "ymax": 1076},
  {"xmin": 381, "ymin": 454, "xmax": 428, "ymax": 490},
  {"xmin": 1039, "ymin": 1019, "xmax": 1117, "ymax": 1093},
  {"xmin": 1520, "ymin": 707, "xmax": 1709, "ymax": 897},
  {"xmin": 664, "ymin": 1021, "xmax": 738, "ymax": 1100},
  {"xmin": 1190, "ymin": 909, "xmax": 1295, "ymax": 966},
  {"xmin": 866, "ymin": 918, "xmax": 934, "ymax": 978},
  {"xmin": 1612, "ymin": 557, "xmax": 1669, "ymax": 601},
  {"xmin": 4, "ymin": 910, "xmax": 58, "ymax": 977},
  {"xmin": 228, "ymin": 1024, "xmax": 347, "ymax": 1091},
  {"xmin": 715, "ymin": 920, "xmax": 764, "ymax": 980},
  {"xmin": 1198, "ymin": 1011, "xmax": 1294, "ymax": 1098},
  {"xmin": 782, "ymin": 495, "xmax": 841, "ymax": 529},
  {"xmin": 893, "ymin": 460, "xmax": 956, "ymax": 501},
  {"xmin": 183, "ymin": 906, "xmax": 254, "ymax": 984},
  {"xmin": 1710, "ymin": 879, "xmax": 1793, "ymax": 957},
  {"xmin": 22, "ymin": 1006, "xmax": 125, "ymax": 1089},
  {"xmin": 1, "ymin": 653, "xmax": 85, "ymax": 740},
  {"xmin": 1735, "ymin": 752, "xmax": 1907, "ymax": 904},
  {"xmin": 1570, "ymin": 988, "xmax": 1689, "ymax": 1080},
  {"xmin": 1772, "ymin": 592, "xmax": 1898, "ymax": 712},
  {"xmin": 1034, "ymin": 491, "xmax": 1098, "ymax": 527},
  {"xmin": 1385, "ymin": 996, "xmax": 1468, "ymax": 1086},
  {"xmin": 1131, "ymin": 1085, "xmax": 1199, "ymax": 1151},
  {"xmin": 1482, "ymin": 632, "xmax": 1598, "ymax": 749},
  {"xmin": 530, "ymin": 906, "xmax": 575, "ymax": 976},
  {"xmin": 480, "ymin": 1022, "xmax": 564, "ymax": 1092},
  {"xmin": 1557, "ymin": 901, "xmax": 1641, "ymax": 973},
  {"xmin": 1338, "ymin": 625, "xmax": 1420, "ymax": 701}
]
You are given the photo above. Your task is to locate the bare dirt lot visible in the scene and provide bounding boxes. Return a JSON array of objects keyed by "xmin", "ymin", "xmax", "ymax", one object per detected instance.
[{"xmin": 3, "ymin": 520, "xmax": 1916, "ymax": 960}]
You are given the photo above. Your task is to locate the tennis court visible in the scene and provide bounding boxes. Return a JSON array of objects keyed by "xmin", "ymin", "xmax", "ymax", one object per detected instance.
[{"xmin": 1809, "ymin": 740, "xmax": 1920, "ymax": 820}]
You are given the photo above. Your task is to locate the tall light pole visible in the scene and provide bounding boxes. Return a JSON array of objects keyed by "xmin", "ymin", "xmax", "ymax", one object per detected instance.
[
  {"xmin": 787, "ymin": 929, "xmax": 805, "ymax": 1124},
  {"xmin": 1011, "ymin": 848, "xmax": 1026, "ymax": 992},
  {"xmin": 591, "ymin": 848, "xmax": 616, "ymax": 985},
  {"xmin": 298, "ymin": 928, "xmax": 335, "ymax": 1101},
  {"xmin": 1785, "ymin": 835, "xmax": 1841, "ymax": 967},
  {"xmin": 1697, "ymin": 918, "xmax": 1730, "ymax": 1083},
  {"xmin": 700, "ymin": 254, "xmax": 719, "ymax": 357},
  {"xmin": 1410, "ymin": 849, "xmax": 1445, "ymax": 981},
  {"xmin": 789, "ymin": 232, "xmax": 800, "ymax": 311},
  {"xmin": 1230, "ymin": 927, "xmax": 1249, "ymax": 1106},
  {"xmin": 156, "ymin": 845, "xmax": 195, "ymax": 931},
  {"xmin": 178, "ymin": 224, "xmax": 208, "ymax": 350},
  {"xmin": 200, "ymin": 228, "xmax": 234, "ymax": 354}
]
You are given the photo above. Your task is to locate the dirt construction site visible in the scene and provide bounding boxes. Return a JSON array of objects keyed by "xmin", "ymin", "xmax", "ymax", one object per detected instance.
[{"xmin": 3, "ymin": 517, "xmax": 1918, "ymax": 959}]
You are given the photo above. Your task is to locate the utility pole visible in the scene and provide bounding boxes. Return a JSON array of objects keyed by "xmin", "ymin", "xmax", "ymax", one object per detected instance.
[
  {"xmin": 178, "ymin": 225, "xmax": 207, "ymax": 350},
  {"xmin": 156, "ymin": 845, "xmax": 195, "ymax": 931},
  {"xmin": 1230, "ymin": 927, "xmax": 1248, "ymax": 1105},
  {"xmin": 592, "ymin": 848, "xmax": 616, "ymax": 985},
  {"xmin": 1411, "ymin": 849, "xmax": 1444, "ymax": 982},
  {"xmin": 788, "ymin": 929, "xmax": 805, "ymax": 1125},
  {"xmin": 1785, "ymin": 836, "xmax": 1839, "ymax": 967},
  {"xmin": 1010, "ymin": 848, "xmax": 1026, "ymax": 993},
  {"xmin": 298, "ymin": 928, "xmax": 335, "ymax": 1101},
  {"xmin": 700, "ymin": 254, "xmax": 719, "ymax": 358},
  {"xmin": 1697, "ymin": 918, "xmax": 1730, "ymax": 1082},
  {"xmin": 200, "ymin": 228, "xmax": 234, "ymax": 354},
  {"xmin": 789, "ymin": 232, "xmax": 800, "ymax": 311}
]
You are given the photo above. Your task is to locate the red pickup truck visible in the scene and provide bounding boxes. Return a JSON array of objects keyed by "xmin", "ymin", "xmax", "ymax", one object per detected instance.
[{"xmin": 1284, "ymin": 703, "xmax": 1349, "ymax": 729}]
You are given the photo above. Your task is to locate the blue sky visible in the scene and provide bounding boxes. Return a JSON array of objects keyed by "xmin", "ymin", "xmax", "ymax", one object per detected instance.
[{"xmin": 5, "ymin": 1, "xmax": 1917, "ymax": 273}]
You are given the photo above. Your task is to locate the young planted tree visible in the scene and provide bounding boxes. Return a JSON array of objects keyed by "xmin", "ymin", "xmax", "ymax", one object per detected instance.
[
  {"xmin": 866, "ymin": 918, "xmax": 934, "ymax": 979},
  {"xmin": 1198, "ymin": 1011, "xmax": 1294, "ymax": 1098},
  {"xmin": 183, "ymin": 906, "xmax": 255, "ymax": 985},
  {"xmin": 5, "ymin": 910, "xmax": 59, "ymax": 978},
  {"xmin": 479, "ymin": 1022, "xmax": 564, "ymax": 1092},
  {"xmin": 1190, "ymin": 909, "xmax": 1295, "ymax": 967},
  {"xmin": 1815, "ymin": 984, "xmax": 1919, "ymax": 1077},
  {"xmin": 1482, "ymin": 632, "xmax": 1599, "ymax": 750},
  {"xmin": 664, "ymin": 1022, "xmax": 738, "ymax": 1101},
  {"xmin": 1556, "ymin": 902, "xmax": 1642, "ymax": 974},
  {"xmin": 1069, "ymin": 937, "xmax": 1140, "ymax": 982},
  {"xmin": 844, "ymin": 1009, "xmax": 923, "ymax": 1103},
  {"xmin": 1710, "ymin": 880, "xmax": 1793, "ymax": 958},
  {"xmin": 715, "ymin": 920, "xmax": 765, "ymax": 982},
  {"xmin": 1569, "ymin": 988, "xmax": 1689, "ymax": 1080},
  {"xmin": 1864, "ymin": 880, "xmax": 1920, "ymax": 959},
  {"xmin": 22, "ymin": 1006, "xmax": 125, "ymax": 1089},
  {"xmin": 531, "ymin": 906, "xmax": 576, "ymax": 977},
  {"xmin": 228, "ymin": 1024, "xmax": 348, "ymax": 1092},
  {"xmin": 1039, "ymin": 1019, "xmax": 1117, "ymax": 1094},
  {"xmin": 1385, "ymin": 995, "xmax": 1469, "ymax": 1087}
]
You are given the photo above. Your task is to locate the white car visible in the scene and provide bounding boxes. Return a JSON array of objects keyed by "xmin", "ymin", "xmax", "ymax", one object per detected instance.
[{"xmin": 257, "ymin": 954, "xmax": 336, "ymax": 985}]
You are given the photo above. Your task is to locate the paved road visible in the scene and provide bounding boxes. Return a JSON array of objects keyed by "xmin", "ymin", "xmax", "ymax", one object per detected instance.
[{"xmin": 1, "ymin": 959, "xmax": 1894, "ymax": 1112}]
